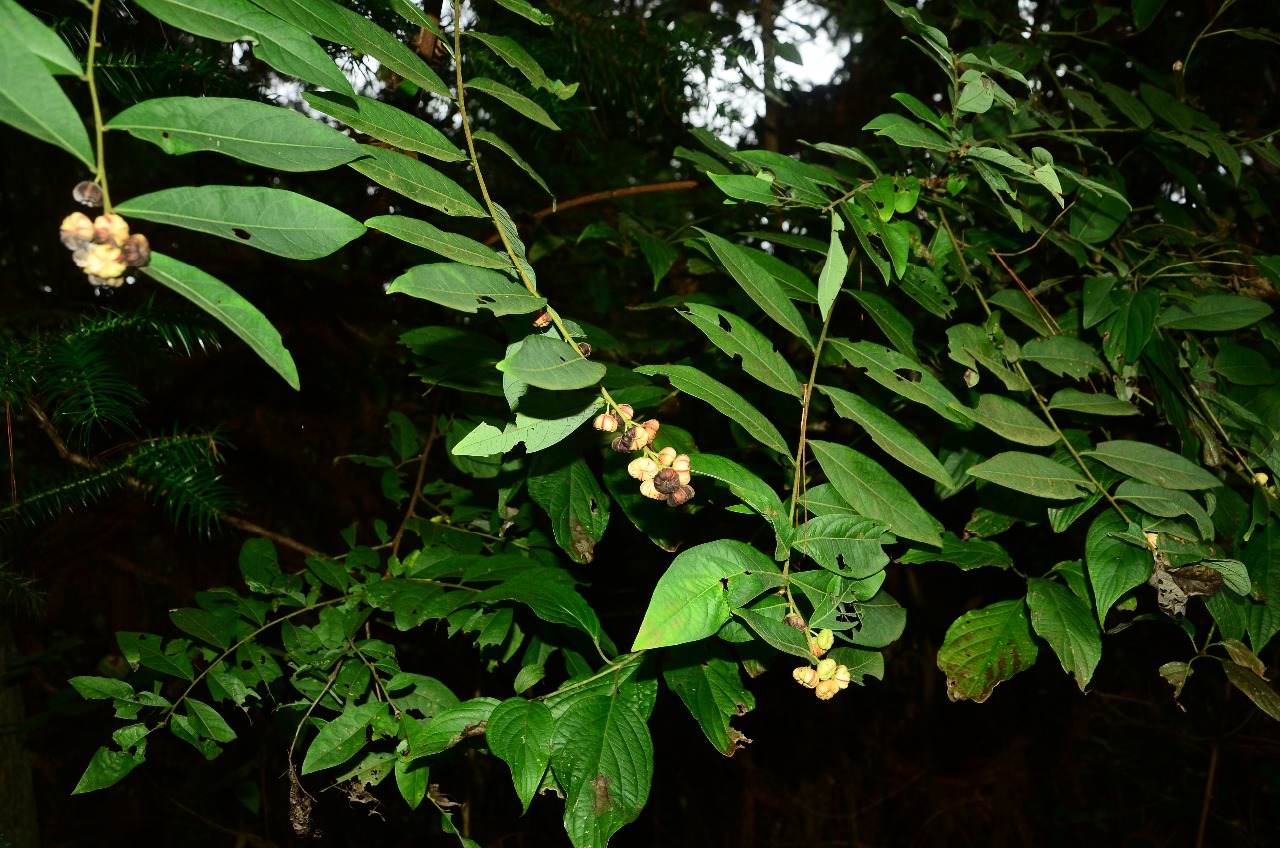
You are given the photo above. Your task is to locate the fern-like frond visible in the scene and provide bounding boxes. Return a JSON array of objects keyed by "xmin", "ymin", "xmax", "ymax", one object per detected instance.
[
  {"xmin": 0, "ymin": 563, "xmax": 45, "ymax": 616},
  {"xmin": 0, "ymin": 461, "xmax": 133, "ymax": 526},
  {"xmin": 40, "ymin": 335, "xmax": 142, "ymax": 448},
  {"xmin": 128, "ymin": 432, "xmax": 238, "ymax": 537}
]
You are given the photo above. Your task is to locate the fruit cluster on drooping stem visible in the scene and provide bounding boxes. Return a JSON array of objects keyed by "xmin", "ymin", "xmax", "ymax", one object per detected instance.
[
  {"xmin": 792, "ymin": 629, "xmax": 851, "ymax": 700},
  {"xmin": 592, "ymin": 405, "xmax": 695, "ymax": 508},
  {"xmin": 59, "ymin": 183, "xmax": 149, "ymax": 288}
]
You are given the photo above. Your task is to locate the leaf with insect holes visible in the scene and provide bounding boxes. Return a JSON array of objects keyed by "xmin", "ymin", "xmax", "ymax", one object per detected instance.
[{"xmin": 527, "ymin": 452, "xmax": 610, "ymax": 564}]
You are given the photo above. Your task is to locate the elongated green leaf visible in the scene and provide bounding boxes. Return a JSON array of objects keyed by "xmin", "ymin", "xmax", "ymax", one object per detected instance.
[
  {"xmin": 467, "ymin": 32, "xmax": 576, "ymax": 98},
  {"xmin": 937, "ymin": 599, "xmax": 1038, "ymax": 702},
  {"xmin": 1086, "ymin": 511, "xmax": 1151, "ymax": 626},
  {"xmin": 809, "ymin": 440, "xmax": 943, "ymax": 547},
  {"xmin": 1081, "ymin": 440, "xmax": 1220, "ymax": 490},
  {"xmin": 827, "ymin": 338, "xmax": 969, "ymax": 424},
  {"xmin": 133, "ymin": 0, "xmax": 353, "ymax": 95},
  {"xmin": 487, "ymin": 698, "xmax": 554, "ymax": 813},
  {"xmin": 552, "ymin": 695, "xmax": 652, "ymax": 848},
  {"xmin": 0, "ymin": 38, "xmax": 93, "ymax": 166},
  {"xmin": 634, "ymin": 364, "xmax": 789, "ymax": 456},
  {"xmin": 1026, "ymin": 578, "xmax": 1102, "ymax": 691},
  {"xmin": 1048, "ymin": 388, "xmax": 1140, "ymax": 416},
  {"xmin": 144, "ymin": 252, "xmax": 299, "ymax": 389},
  {"xmin": 493, "ymin": 0, "xmax": 553, "ymax": 24},
  {"xmin": 466, "ymin": 77, "xmax": 560, "ymax": 130},
  {"xmin": 681, "ymin": 304, "xmax": 802, "ymax": 398},
  {"xmin": 249, "ymin": 0, "xmax": 449, "ymax": 96},
  {"xmin": 349, "ymin": 145, "xmax": 487, "ymax": 217},
  {"xmin": 792, "ymin": 514, "xmax": 891, "ymax": 578},
  {"xmin": 118, "ymin": 186, "xmax": 364, "ymax": 260},
  {"xmin": 1241, "ymin": 525, "xmax": 1280, "ymax": 653},
  {"xmin": 72, "ymin": 745, "xmax": 146, "ymax": 794},
  {"xmin": 866, "ymin": 113, "xmax": 954, "ymax": 151},
  {"xmin": 1157, "ymin": 294, "xmax": 1273, "ymax": 332},
  {"xmin": 846, "ymin": 289, "xmax": 917, "ymax": 360},
  {"xmin": 708, "ymin": 173, "xmax": 777, "ymax": 204},
  {"xmin": 819, "ymin": 385, "xmax": 953, "ymax": 487},
  {"xmin": 687, "ymin": 453, "xmax": 791, "ymax": 556},
  {"xmin": 367, "ymin": 216, "xmax": 509, "ymax": 269},
  {"xmin": 452, "ymin": 393, "xmax": 601, "ymax": 456},
  {"xmin": 664, "ymin": 644, "xmax": 755, "ymax": 756},
  {"xmin": 0, "ymin": 0, "xmax": 81, "ymax": 75},
  {"xmin": 967, "ymin": 394, "xmax": 1059, "ymax": 447},
  {"xmin": 967, "ymin": 452, "xmax": 1093, "ymax": 500},
  {"xmin": 633, "ymin": 540, "xmax": 777, "ymax": 650},
  {"xmin": 1115, "ymin": 481, "xmax": 1213, "ymax": 539},
  {"xmin": 699, "ymin": 230, "xmax": 814, "ymax": 348},
  {"xmin": 472, "ymin": 572, "xmax": 605, "ymax": 644},
  {"xmin": 301, "ymin": 700, "xmax": 382, "ymax": 775},
  {"xmin": 107, "ymin": 97, "xmax": 360, "ymax": 171},
  {"xmin": 388, "ymin": 262, "xmax": 544, "ymax": 315},
  {"xmin": 815, "ymin": 215, "xmax": 846, "ymax": 321},
  {"xmin": 1021, "ymin": 336, "xmax": 1105, "ymax": 379},
  {"xmin": 528, "ymin": 453, "xmax": 609, "ymax": 564},
  {"xmin": 405, "ymin": 698, "xmax": 501, "ymax": 758},
  {"xmin": 497, "ymin": 336, "xmax": 605, "ymax": 391},
  {"xmin": 304, "ymin": 91, "xmax": 464, "ymax": 161},
  {"xmin": 473, "ymin": 129, "xmax": 554, "ymax": 198},
  {"xmin": 899, "ymin": 532, "xmax": 1013, "ymax": 571},
  {"xmin": 1222, "ymin": 662, "xmax": 1280, "ymax": 722}
]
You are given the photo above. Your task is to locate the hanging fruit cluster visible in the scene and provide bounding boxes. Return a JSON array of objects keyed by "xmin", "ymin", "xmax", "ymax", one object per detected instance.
[
  {"xmin": 59, "ymin": 182, "xmax": 149, "ymax": 287},
  {"xmin": 592, "ymin": 404, "xmax": 695, "ymax": 507},
  {"xmin": 792, "ymin": 629, "xmax": 852, "ymax": 700}
]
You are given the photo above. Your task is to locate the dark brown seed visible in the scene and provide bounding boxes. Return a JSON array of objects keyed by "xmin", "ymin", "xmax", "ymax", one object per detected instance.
[
  {"xmin": 578, "ymin": 342, "xmax": 592, "ymax": 357},
  {"xmin": 120, "ymin": 233, "xmax": 151, "ymax": 267},
  {"xmin": 783, "ymin": 613, "xmax": 806, "ymax": 631},
  {"xmin": 73, "ymin": 180, "xmax": 103, "ymax": 207},
  {"xmin": 653, "ymin": 467, "xmax": 680, "ymax": 494},
  {"xmin": 665, "ymin": 484, "xmax": 695, "ymax": 507},
  {"xmin": 611, "ymin": 435, "xmax": 633, "ymax": 453},
  {"xmin": 532, "ymin": 310, "xmax": 552, "ymax": 328}
]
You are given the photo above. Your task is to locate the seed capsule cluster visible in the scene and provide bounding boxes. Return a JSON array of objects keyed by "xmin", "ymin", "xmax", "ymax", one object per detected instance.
[
  {"xmin": 60, "ymin": 184, "xmax": 150, "ymax": 287},
  {"xmin": 792, "ymin": 630, "xmax": 851, "ymax": 700},
  {"xmin": 592, "ymin": 404, "xmax": 695, "ymax": 507}
]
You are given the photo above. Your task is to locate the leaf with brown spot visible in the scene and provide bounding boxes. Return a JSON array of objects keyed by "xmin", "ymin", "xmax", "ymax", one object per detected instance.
[
  {"xmin": 528, "ymin": 451, "xmax": 610, "ymax": 564},
  {"xmin": 662, "ymin": 644, "xmax": 756, "ymax": 756},
  {"xmin": 937, "ymin": 598, "xmax": 1038, "ymax": 703}
]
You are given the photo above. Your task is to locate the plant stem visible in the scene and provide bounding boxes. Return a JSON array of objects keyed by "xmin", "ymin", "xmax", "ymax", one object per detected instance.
[
  {"xmin": 85, "ymin": 0, "xmax": 111, "ymax": 210},
  {"xmin": 391, "ymin": 414, "xmax": 440, "ymax": 559}
]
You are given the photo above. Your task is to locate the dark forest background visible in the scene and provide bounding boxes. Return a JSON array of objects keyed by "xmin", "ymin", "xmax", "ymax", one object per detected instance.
[{"xmin": 3, "ymin": 0, "xmax": 1280, "ymax": 845}]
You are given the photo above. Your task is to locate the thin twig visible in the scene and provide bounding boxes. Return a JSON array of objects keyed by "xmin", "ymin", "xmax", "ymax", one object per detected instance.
[
  {"xmin": 531, "ymin": 180, "xmax": 698, "ymax": 221},
  {"xmin": 391, "ymin": 415, "xmax": 440, "ymax": 559},
  {"xmin": 1195, "ymin": 741, "xmax": 1219, "ymax": 848}
]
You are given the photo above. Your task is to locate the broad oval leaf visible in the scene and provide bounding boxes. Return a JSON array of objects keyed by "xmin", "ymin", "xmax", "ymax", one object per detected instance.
[
  {"xmin": 936, "ymin": 598, "xmax": 1038, "ymax": 703},
  {"xmin": 967, "ymin": 394, "xmax": 1060, "ymax": 447},
  {"xmin": 72, "ymin": 745, "xmax": 146, "ymax": 795},
  {"xmin": 305, "ymin": 91, "xmax": 464, "ymax": 161},
  {"xmin": 662, "ymin": 644, "xmax": 755, "ymax": 757},
  {"xmin": 681, "ymin": 304, "xmax": 803, "ymax": 398},
  {"xmin": 1081, "ymin": 440, "xmax": 1220, "ymax": 490},
  {"xmin": 497, "ymin": 336, "xmax": 606, "ymax": 391},
  {"xmin": 388, "ymin": 262, "xmax": 545, "ymax": 315},
  {"xmin": 452, "ymin": 392, "xmax": 601, "ymax": 456},
  {"xmin": 1086, "ymin": 511, "xmax": 1151, "ymax": 626},
  {"xmin": 527, "ymin": 453, "xmax": 609, "ymax": 564},
  {"xmin": 486, "ymin": 698, "xmax": 554, "ymax": 813},
  {"xmin": 967, "ymin": 452, "xmax": 1093, "ymax": 500},
  {"xmin": 635, "ymin": 364, "xmax": 790, "ymax": 456},
  {"xmin": 144, "ymin": 252, "xmax": 299, "ymax": 389},
  {"xmin": 301, "ymin": 700, "xmax": 384, "ymax": 775},
  {"xmin": 1026, "ymin": 577, "xmax": 1102, "ymax": 691},
  {"xmin": 819, "ymin": 385, "xmax": 954, "ymax": 486},
  {"xmin": 367, "ymin": 215, "xmax": 509, "ymax": 269},
  {"xmin": 633, "ymin": 540, "xmax": 777, "ymax": 650},
  {"xmin": 1222, "ymin": 662, "xmax": 1280, "ymax": 722},
  {"xmin": 809, "ymin": 440, "xmax": 944, "ymax": 547},
  {"xmin": 1021, "ymin": 335, "xmax": 1105, "ymax": 379},
  {"xmin": 0, "ymin": 38, "xmax": 93, "ymax": 167},
  {"xmin": 687, "ymin": 453, "xmax": 791, "ymax": 557},
  {"xmin": 1157, "ymin": 293, "xmax": 1272, "ymax": 332},
  {"xmin": 349, "ymin": 145, "xmax": 487, "ymax": 217},
  {"xmin": 117, "ymin": 186, "xmax": 364, "ymax": 260},
  {"xmin": 1048, "ymin": 388, "xmax": 1140, "ymax": 416},
  {"xmin": 107, "ymin": 97, "xmax": 361, "ymax": 171},
  {"xmin": 792, "ymin": 514, "xmax": 891, "ymax": 578}
]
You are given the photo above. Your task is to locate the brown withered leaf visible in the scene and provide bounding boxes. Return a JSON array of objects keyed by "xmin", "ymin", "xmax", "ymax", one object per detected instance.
[{"xmin": 1148, "ymin": 551, "xmax": 1223, "ymax": 619}]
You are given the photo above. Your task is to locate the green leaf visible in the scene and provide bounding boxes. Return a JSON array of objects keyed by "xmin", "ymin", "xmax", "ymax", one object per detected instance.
[
  {"xmin": 899, "ymin": 532, "xmax": 1014, "ymax": 571},
  {"xmin": 466, "ymin": 77, "xmax": 560, "ymax": 130},
  {"xmin": 634, "ymin": 365, "xmax": 789, "ymax": 456},
  {"xmin": 966, "ymin": 394, "xmax": 1060, "ymax": 447},
  {"xmin": 69, "ymin": 676, "xmax": 136, "ymax": 701},
  {"xmin": 301, "ymin": 701, "xmax": 383, "ymax": 775},
  {"xmin": 304, "ymin": 91, "xmax": 464, "ymax": 161},
  {"xmin": 816, "ymin": 215, "xmax": 846, "ymax": 321},
  {"xmin": 72, "ymin": 745, "xmax": 145, "ymax": 794},
  {"xmin": 451, "ymin": 392, "xmax": 601, "ymax": 456},
  {"xmin": 818, "ymin": 385, "xmax": 953, "ymax": 487},
  {"xmin": 936, "ymin": 599, "xmax": 1038, "ymax": 703},
  {"xmin": 493, "ymin": 0, "xmax": 553, "ymax": 25},
  {"xmin": 946, "ymin": 323, "xmax": 1028, "ymax": 391},
  {"xmin": 169, "ymin": 608, "xmax": 233, "ymax": 649},
  {"xmin": 133, "ymin": 0, "xmax": 353, "ymax": 94},
  {"xmin": 116, "ymin": 631, "xmax": 193, "ymax": 680},
  {"xmin": 388, "ymin": 262, "xmax": 545, "ymax": 315},
  {"xmin": 1026, "ymin": 578, "xmax": 1102, "ymax": 691},
  {"xmin": 1222, "ymin": 662, "xmax": 1280, "ymax": 722},
  {"xmin": 792, "ymin": 514, "xmax": 891, "ymax": 578},
  {"xmin": 349, "ymin": 146, "xmax": 487, "ymax": 218},
  {"xmin": 367, "ymin": 216, "xmax": 510, "ymax": 269},
  {"xmin": 681, "ymin": 304, "xmax": 802, "ymax": 398},
  {"xmin": 1115, "ymin": 481, "xmax": 1213, "ymax": 540},
  {"xmin": 708, "ymin": 173, "xmax": 778, "ymax": 204},
  {"xmin": 249, "ymin": 0, "xmax": 449, "ymax": 96},
  {"xmin": 967, "ymin": 452, "xmax": 1093, "ymax": 500},
  {"xmin": 1048, "ymin": 389, "xmax": 1140, "ymax": 416},
  {"xmin": 117, "ymin": 186, "xmax": 364, "ymax": 260},
  {"xmin": 663, "ymin": 644, "xmax": 755, "ymax": 756},
  {"xmin": 474, "ymin": 129, "xmax": 553, "ymax": 197},
  {"xmin": 1241, "ymin": 525, "xmax": 1280, "ymax": 653},
  {"xmin": 467, "ymin": 32, "xmax": 575, "ymax": 98},
  {"xmin": 528, "ymin": 453, "xmax": 609, "ymax": 564},
  {"xmin": 472, "ymin": 573, "xmax": 605, "ymax": 644},
  {"xmin": 187, "ymin": 698, "xmax": 237, "ymax": 743},
  {"xmin": 827, "ymin": 338, "xmax": 969, "ymax": 424},
  {"xmin": 0, "ymin": 0, "xmax": 81, "ymax": 75},
  {"xmin": 698, "ymin": 230, "xmax": 814, "ymax": 348},
  {"xmin": 552, "ymin": 695, "xmax": 652, "ymax": 848},
  {"xmin": 0, "ymin": 35, "xmax": 93, "ymax": 167},
  {"xmin": 405, "ymin": 698, "xmax": 501, "ymax": 758},
  {"xmin": 1068, "ymin": 180, "xmax": 1129, "ymax": 244},
  {"xmin": 865, "ymin": 113, "xmax": 954, "ymax": 151},
  {"xmin": 1081, "ymin": 440, "xmax": 1220, "ymax": 490},
  {"xmin": 988, "ymin": 289, "xmax": 1053, "ymax": 337},
  {"xmin": 633, "ymin": 540, "xmax": 778, "ymax": 650},
  {"xmin": 487, "ymin": 698, "xmax": 554, "ymax": 813},
  {"xmin": 497, "ymin": 336, "xmax": 606, "ymax": 391},
  {"xmin": 846, "ymin": 290, "xmax": 917, "ymax": 360},
  {"xmin": 1157, "ymin": 294, "xmax": 1273, "ymax": 332},
  {"xmin": 809, "ymin": 440, "xmax": 944, "ymax": 547},
  {"xmin": 107, "ymin": 97, "xmax": 361, "ymax": 171},
  {"xmin": 395, "ymin": 738, "xmax": 431, "ymax": 807},
  {"xmin": 687, "ymin": 453, "xmax": 791, "ymax": 556},
  {"xmin": 1086, "ymin": 511, "xmax": 1151, "ymax": 626},
  {"xmin": 144, "ymin": 252, "xmax": 299, "ymax": 390},
  {"xmin": 1020, "ymin": 336, "xmax": 1105, "ymax": 379},
  {"xmin": 1098, "ymin": 82, "xmax": 1152, "ymax": 128},
  {"xmin": 1132, "ymin": 0, "xmax": 1168, "ymax": 28}
]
